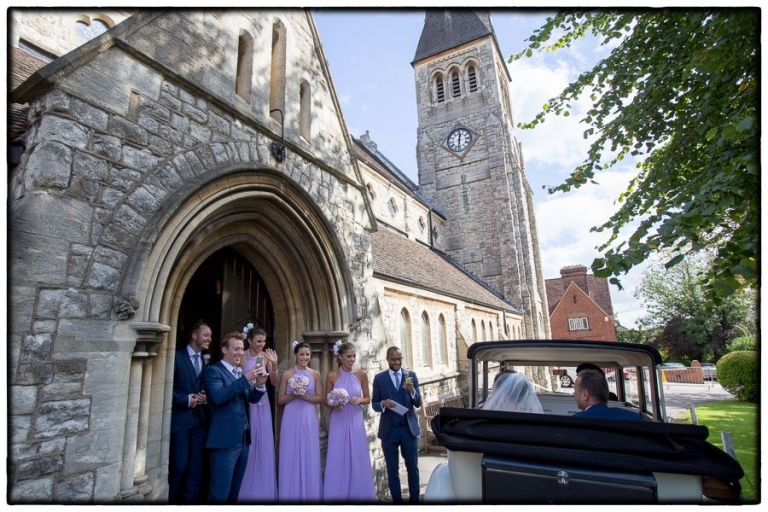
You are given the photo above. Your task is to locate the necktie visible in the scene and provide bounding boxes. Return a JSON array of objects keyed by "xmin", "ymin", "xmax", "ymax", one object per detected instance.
[
  {"xmin": 193, "ymin": 354, "xmax": 201, "ymax": 375},
  {"xmin": 394, "ymin": 371, "xmax": 400, "ymax": 389},
  {"xmin": 233, "ymin": 367, "xmax": 241, "ymax": 379}
]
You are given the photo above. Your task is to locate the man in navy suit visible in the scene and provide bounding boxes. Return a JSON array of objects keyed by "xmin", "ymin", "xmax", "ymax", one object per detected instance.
[
  {"xmin": 169, "ymin": 321, "xmax": 212, "ymax": 503},
  {"xmin": 204, "ymin": 331, "xmax": 268, "ymax": 503},
  {"xmin": 372, "ymin": 346, "xmax": 423, "ymax": 503},
  {"xmin": 572, "ymin": 369, "xmax": 643, "ymax": 421}
]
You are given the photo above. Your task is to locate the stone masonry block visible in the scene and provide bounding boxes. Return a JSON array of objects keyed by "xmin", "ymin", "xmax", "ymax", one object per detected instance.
[
  {"xmin": 56, "ymin": 472, "xmax": 95, "ymax": 503},
  {"xmin": 15, "ymin": 363, "xmax": 53, "ymax": 386},
  {"xmin": 139, "ymin": 98, "xmax": 172, "ymax": 123},
  {"xmin": 11, "ymin": 414, "xmax": 33, "ymax": 445},
  {"xmin": 73, "ymin": 151, "xmax": 110, "ymax": 181},
  {"xmin": 157, "ymin": 162, "xmax": 183, "ymax": 190},
  {"xmin": 44, "ymin": 89, "xmax": 71, "ymax": 113},
  {"xmin": 11, "ymin": 386, "xmax": 39, "ymax": 414},
  {"xmin": 114, "ymin": 203, "xmax": 147, "ymax": 234},
  {"xmin": 90, "ymin": 294, "xmax": 114, "ymax": 319},
  {"xmin": 93, "ymin": 246, "xmax": 128, "ymax": 269},
  {"xmin": 42, "ymin": 382, "xmax": 83, "ymax": 401},
  {"xmin": 149, "ymin": 133, "xmax": 174, "ymax": 157},
  {"xmin": 8, "ymin": 475, "xmax": 54, "ymax": 503},
  {"xmin": 158, "ymin": 90, "xmax": 182, "ymax": 111},
  {"xmin": 108, "ymin": 166, "xmax": 141, "ymax": 192},
  {"xmin": 70, "ymin": 98, "xmax": 109, "ymax": 131},
  {"xmin": 34, "ymin": 398, "xmax": 91, "ymax": 439},
  {"xmin": 65, "ymin": 426, "xmax": 124, "ymax": 473},
  {"xmin": 109, "ymin": 116, "xmax": 149, "ymax": 146},
  {"xmin": 37, "ymin": 289, "xmax": 88, "ymax": 319},
  {"xmin": 87, "ymin": 262, "xmax": 121, "ymax": 292},
  {"xmin": 127, "ymin": 186, "xmax": 161, "ymax": 213},
  {"xmin": 21, "ymin": 333, "xmax": 52, "ymax": 361},
  {"xmin": 10, "ymin": 438, "xmax": 65, "ymax": 462},
  {"xmin": 15, "ymin": 454, "xmax": 63, "ymax": 480},
  {"xmin": 25, "ymin": 141, "xmax": 72, "ymax": 190},
  {"xmin": 121, "ymin": 145, "xmax": 161, "ymax": 172},
  {"xmin": 136, "ymin": 111, "xmax": 160, "ymax": 134},
  {"xmin": 35, "ymin": 115, "xmax": 90, "ymax": 150},
  {"xmin": 91, "ymin": 134, "xmax": 121, "ymax": 163}
]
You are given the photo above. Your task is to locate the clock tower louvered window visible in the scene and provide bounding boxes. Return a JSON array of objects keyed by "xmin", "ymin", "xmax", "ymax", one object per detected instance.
[
  {"xmin": 436, "ymin": 74, "xmax": 445, "ymax": 102},
  {"xmin": 451, "ymin": 70, "xmax": 461, "ymax": 97}
]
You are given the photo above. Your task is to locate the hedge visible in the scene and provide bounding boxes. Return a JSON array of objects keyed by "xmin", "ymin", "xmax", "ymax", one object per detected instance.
[{"xmin": 717, "ymin": 351, "xmax": 758, "ymax": 402}]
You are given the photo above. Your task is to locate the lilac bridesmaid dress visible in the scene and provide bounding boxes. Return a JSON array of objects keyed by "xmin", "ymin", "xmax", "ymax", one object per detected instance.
[
  {"xmin": 322, "ymin": 369, "xmax": 375, "ymax": 502},
  {"xmin": 278, "ymin": 368, "xmax": 322, "ymax": 502},
  {"xmin": 237, "ymin": 352, "xmax": 277, "ymax": 502}
]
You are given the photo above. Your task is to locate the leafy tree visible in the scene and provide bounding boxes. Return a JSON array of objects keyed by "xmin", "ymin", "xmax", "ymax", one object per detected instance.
[
  {"xmin": 510, "ymin": 9, "xmax": 759, "ymax": 303},
  {"xmin": 633, "ymin": 250, "xmax": 756, "ymax": 362},
  {"xmin": 727, "ymin": 335, "xmax": 757, "ymax": 352}
]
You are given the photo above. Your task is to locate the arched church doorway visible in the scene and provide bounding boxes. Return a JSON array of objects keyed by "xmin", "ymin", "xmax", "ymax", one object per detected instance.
[
  {"xmin": 176, "ymin": 244, "xmax": 279, "ymax": 422},
  {"xmin": 177, "ymin": 246, "xmax": 275, "ymax": 362}
]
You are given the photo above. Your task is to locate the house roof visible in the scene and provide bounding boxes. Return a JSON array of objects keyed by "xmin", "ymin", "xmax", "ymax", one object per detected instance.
[
  {"xmin": 372, "ymin": 226, "xmax": 519, "ymax": 313},
  {"xmin": 8, "ymin": 46, "xmax": 49, "ymax": 140},
  {"xmin": 412, "ymin": 10, "xmax": 494, "ymax": 64},
  {"xmin": 545, "ymin": 272, "xmax": 615, "ymax": 317}
]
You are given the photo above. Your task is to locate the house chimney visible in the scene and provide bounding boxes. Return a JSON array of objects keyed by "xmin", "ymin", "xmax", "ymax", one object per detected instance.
[{"xmin": 560, "ymin": 265, "xmax": 589, "ymax": 295}]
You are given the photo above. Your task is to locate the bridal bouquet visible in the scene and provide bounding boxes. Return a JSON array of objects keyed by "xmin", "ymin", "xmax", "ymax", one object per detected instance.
[
  {"xmin": 288, "ymin": 374, "xmax": 310, "ymax": 395},
  {"xmin": 327, "ymin": 387, "xmax": 350, "ymax": 407}
]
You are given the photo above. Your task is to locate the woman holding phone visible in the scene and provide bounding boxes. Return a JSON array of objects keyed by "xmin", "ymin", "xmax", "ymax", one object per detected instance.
[{"xmin": 237, "ymin": 325, "xmax": 278, "ymax": 503}]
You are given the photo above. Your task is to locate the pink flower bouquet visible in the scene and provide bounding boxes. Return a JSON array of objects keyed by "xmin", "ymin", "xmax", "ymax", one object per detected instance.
[
  {"xmin": 288, "ymin": 374, "xmax": 310, "ymax": 395},
  {"xmin": 327, "ymin": 387, "xmax": 350, "ymax": 407}
]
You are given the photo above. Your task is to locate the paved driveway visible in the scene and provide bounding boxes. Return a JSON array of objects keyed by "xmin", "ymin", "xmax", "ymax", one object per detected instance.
[{"xmin": 663, "ymin": 382, "xmax": 734, "ymax": 418}]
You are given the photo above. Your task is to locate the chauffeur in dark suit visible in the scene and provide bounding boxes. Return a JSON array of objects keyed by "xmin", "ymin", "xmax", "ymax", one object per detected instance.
[
  {"xmin": 169, "ymin": 321, "xmax": 212, "ymax": 503},
  {"xmin": 372, "ymin": 346, "xmax": 423, "ymax": 503},
  {"xmin": 573, "ymin": 369, "xmax": 642, "ymax": 421},
  {"xmin": 204, "ymin": 331, "xmax": 268, "ymax": 503}
]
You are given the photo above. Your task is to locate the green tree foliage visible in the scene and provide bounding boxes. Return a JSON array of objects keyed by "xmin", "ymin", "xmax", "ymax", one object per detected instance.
[
  {"xmin": 633, "ymin": 251, "xmax": 756, "ymax": 362},
  {"xmin": 510, "ymin": 10, "xmax": 759, "ymax": 303},
  {"xmin": 717, "ymin": 351, "xmax": 759, "ymax": 402},
  {"xmin": 727, "ymin": 335, "xmax": 757, "ymax": 352}
]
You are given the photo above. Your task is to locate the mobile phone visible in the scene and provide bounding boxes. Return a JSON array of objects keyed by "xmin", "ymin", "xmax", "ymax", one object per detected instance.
[{"xmin": 255, "ymin": 355, "xmax": 264, "ymax": 367}]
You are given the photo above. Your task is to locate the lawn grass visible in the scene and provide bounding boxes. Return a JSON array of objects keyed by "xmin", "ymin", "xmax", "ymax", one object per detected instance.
[{"xmin": 673, "ymin": 399, "xmax": 759, "ymax": 503}]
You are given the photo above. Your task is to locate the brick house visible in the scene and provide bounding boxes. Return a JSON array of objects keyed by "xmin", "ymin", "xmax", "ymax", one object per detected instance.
[{"xmin": 545, "ymin": 265, "xmax": 618, "ymax": 341}]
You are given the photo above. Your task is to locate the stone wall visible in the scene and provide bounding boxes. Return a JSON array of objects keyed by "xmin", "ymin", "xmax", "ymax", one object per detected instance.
[{"xmin": 9, "ymin": 10, "xmax": 375, "ymax": 503}]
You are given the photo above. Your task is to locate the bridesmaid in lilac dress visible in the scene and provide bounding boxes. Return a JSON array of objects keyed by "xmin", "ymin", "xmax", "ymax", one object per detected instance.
[
  {"xmin": 238, "ymin": 326, "xmax": 278, "ymax": 503},
  {"xmin": 277, "ymin": 341, "xmax": 323, "ymax": 502},
  {"xmin": 322, "ymin": 341, "xmax": 375, "ymax": 502}
]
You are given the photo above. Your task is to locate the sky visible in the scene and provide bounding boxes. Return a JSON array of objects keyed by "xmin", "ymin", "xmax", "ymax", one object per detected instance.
[{"xmin": 313, "ymin": 9, "xmax": 650, "ymax": 328}]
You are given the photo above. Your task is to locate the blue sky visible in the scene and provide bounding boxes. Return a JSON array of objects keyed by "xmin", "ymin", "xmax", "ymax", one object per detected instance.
[{"xmin": 314, "ymin": 9, "xmax": 649, "ymax": 328}]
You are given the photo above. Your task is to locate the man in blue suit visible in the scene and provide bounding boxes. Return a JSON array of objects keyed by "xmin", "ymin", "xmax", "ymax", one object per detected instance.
[
  {"xmin": 572, "ymin": 369, "xmax": 643, "ymax": 421},
  {"xmin": 169, "ymin": 321, "xmax": 211, "ymax": 503},
  {"xmin": 372, "ymin": 347, "xmax": 423, "ymax": 503},
  {"xmin": 204, "ymin": 331, "xmax": 268, "ymax": 503}
]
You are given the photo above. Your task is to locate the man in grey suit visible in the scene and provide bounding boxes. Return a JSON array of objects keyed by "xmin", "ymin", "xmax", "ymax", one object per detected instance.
[{"xmin": 372, "ymin": 347, "xmax": 422, "ymax": 503}]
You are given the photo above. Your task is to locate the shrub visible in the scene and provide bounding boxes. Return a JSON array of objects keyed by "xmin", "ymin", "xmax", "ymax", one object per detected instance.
[
  {"xmin": 717, "ymin": 351, "xmax": 758, "ymax": 402},
  {"xmin": 728, "ymin": 335, "xmax": 757, "ymax": 352}
]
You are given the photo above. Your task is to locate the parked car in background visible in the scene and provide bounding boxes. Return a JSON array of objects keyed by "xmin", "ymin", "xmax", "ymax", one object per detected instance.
[
  {"xmin": 700, "ymin": 362, "xmax": 717, "ymax": 381},
  {"xmin": 660, "ymin": 362, "xmax": 686, "ymax": 369}
]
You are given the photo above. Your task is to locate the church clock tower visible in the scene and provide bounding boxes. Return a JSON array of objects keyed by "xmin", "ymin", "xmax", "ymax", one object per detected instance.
[{"xmin": 412, "ymin": 10, "xmax": 551, "ymax": 339}]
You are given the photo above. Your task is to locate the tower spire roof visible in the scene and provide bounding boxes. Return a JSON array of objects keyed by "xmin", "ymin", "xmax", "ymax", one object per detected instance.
[{"xmin": 412, "ymin": 9, "xmax": 494, "ymax": 64}]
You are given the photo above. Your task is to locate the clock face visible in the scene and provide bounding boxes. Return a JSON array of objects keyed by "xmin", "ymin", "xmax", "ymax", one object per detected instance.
[{"xmin": 447, "ymin": 128, "xmax": 472, "ymax": 152}]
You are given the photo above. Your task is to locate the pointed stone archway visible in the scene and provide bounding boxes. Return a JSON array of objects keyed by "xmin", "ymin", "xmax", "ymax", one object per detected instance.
[{"xmin": 119, "ymin": 166, "xmax": 360, "ymax": 499}]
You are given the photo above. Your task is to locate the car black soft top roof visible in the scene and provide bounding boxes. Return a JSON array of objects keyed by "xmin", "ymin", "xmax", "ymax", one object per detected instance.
[{"xmin": 432, "ymin": 407, "xmax": 743, "ymax": 491}]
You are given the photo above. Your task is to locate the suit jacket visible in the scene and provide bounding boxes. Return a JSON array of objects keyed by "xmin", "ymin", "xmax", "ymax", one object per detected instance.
[
  {"xmin": 171, "ymin": 347, "xmax": 208, "ymax": 434},
  {"xmin": 203, "ymin": 361, "xmax": 265, "ymax": 449},
  {"xmin": 573, "ymin": 403, "xmax": 643, "ymax": 421},
  {"xmin": 372, "ymin": 369, "xmax": 422, "ymax": 439}
]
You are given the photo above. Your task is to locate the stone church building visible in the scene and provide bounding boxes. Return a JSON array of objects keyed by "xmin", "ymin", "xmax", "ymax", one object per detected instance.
[{"xmin": 8, "ymin": 9, "xmax": 550, "ymax": 502}]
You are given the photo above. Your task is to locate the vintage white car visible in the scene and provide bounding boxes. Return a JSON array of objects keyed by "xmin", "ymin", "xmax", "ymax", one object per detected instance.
[{"xmin": 424, "ymin": 340, "xmax": 744, "ymax": 504}]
